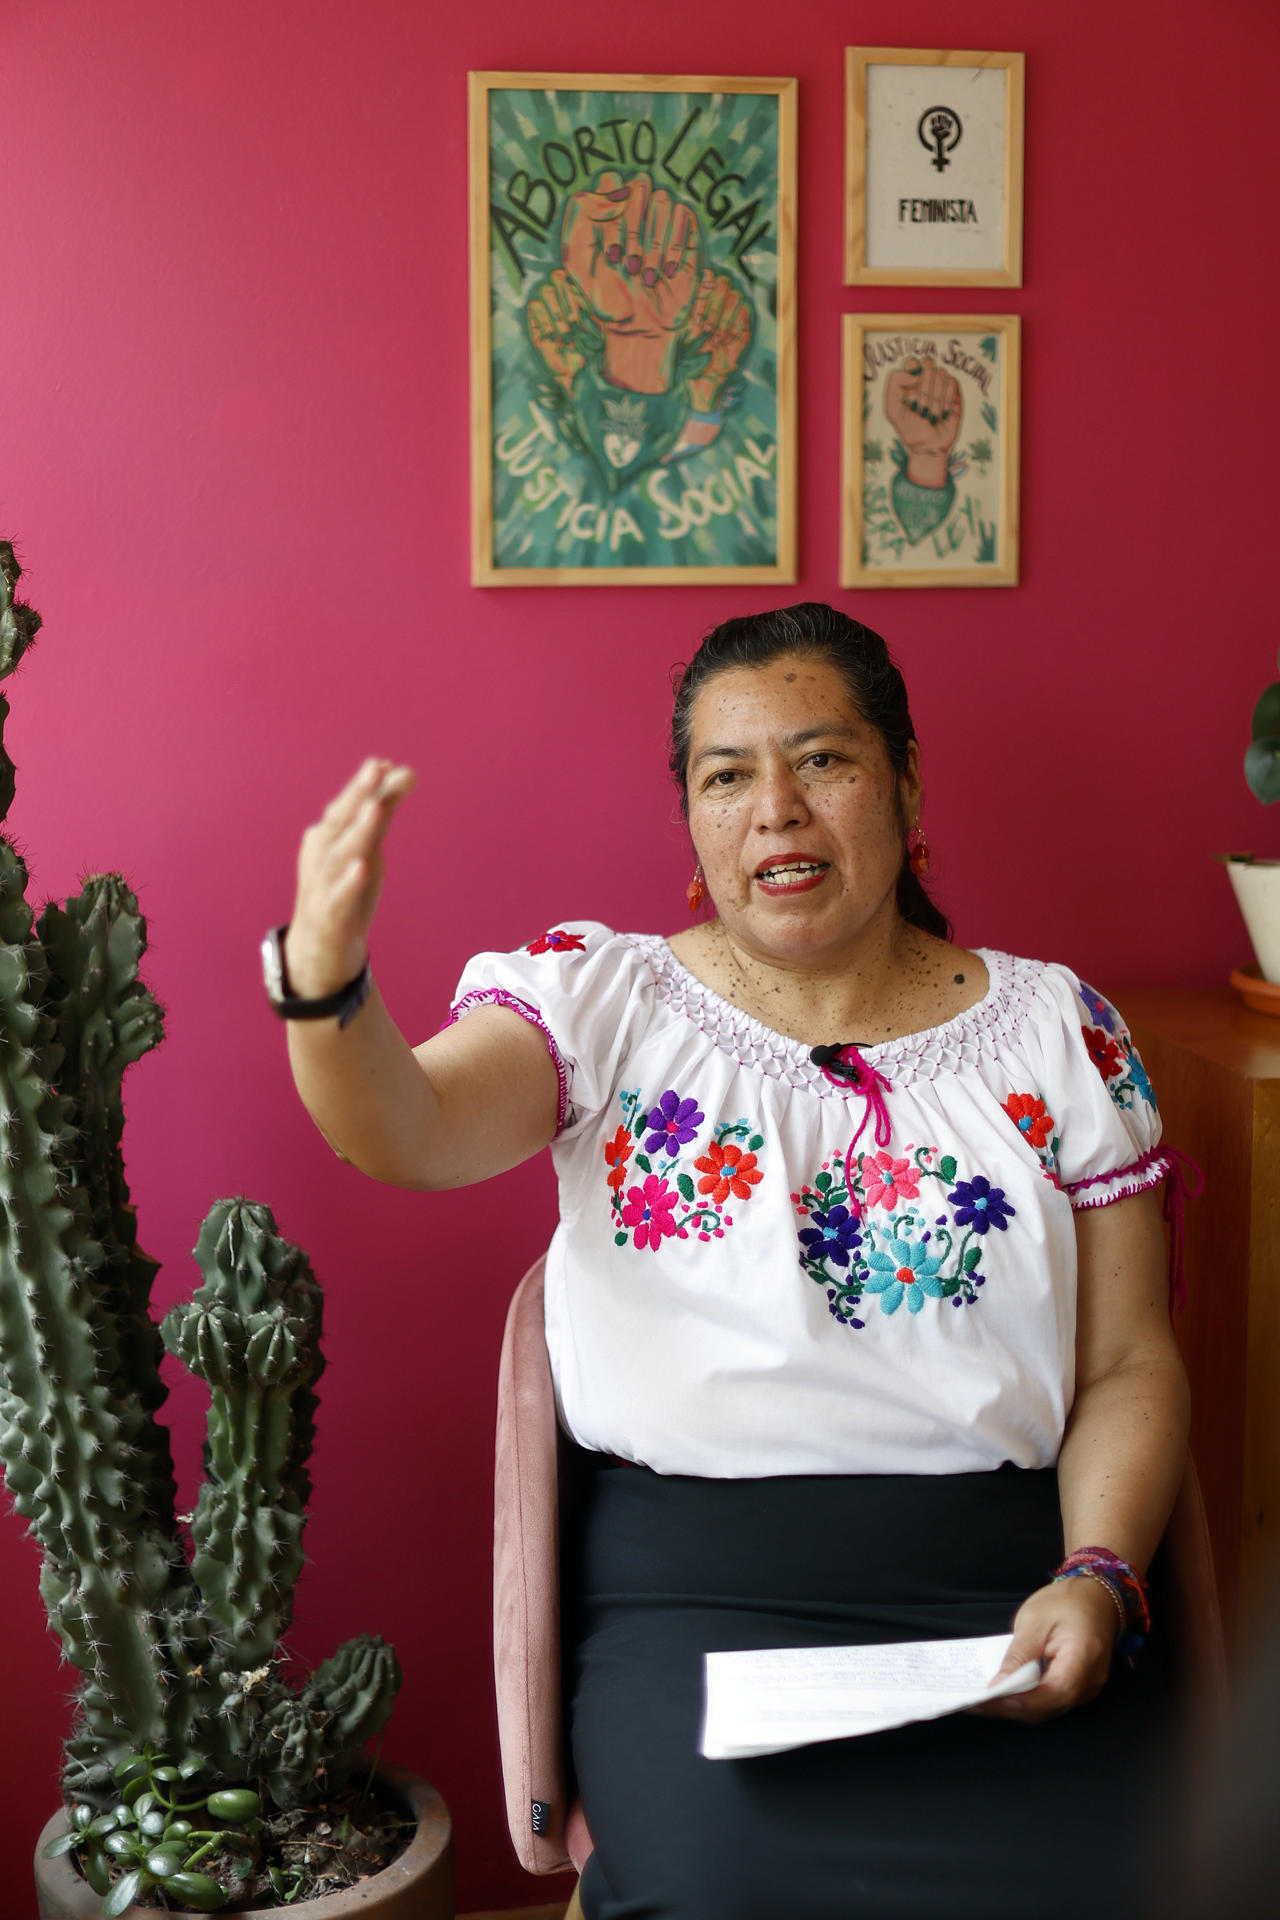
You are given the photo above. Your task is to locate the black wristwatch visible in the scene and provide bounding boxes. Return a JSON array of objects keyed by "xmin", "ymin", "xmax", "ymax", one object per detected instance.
[{"xmin": 261, "ymin": 925, "xmax": 372, "ymax": 1030}]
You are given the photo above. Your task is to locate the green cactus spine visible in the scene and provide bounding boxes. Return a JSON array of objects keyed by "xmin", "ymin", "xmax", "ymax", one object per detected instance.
[{"xmin": 0, "ymin": 544, "xmax": 400, "ymax": 1810}]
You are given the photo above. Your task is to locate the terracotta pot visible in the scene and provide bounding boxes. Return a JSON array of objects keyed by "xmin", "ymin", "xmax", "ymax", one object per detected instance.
[{"xmin": 33, "ymin": 1767, "xmax": 452, "ymax": 1920}]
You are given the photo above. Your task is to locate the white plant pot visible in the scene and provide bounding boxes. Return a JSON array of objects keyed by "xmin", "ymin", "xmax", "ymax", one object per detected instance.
[{"xmin": 1224, "ymin": 857, "xmax": 1280, "ymax": 982}]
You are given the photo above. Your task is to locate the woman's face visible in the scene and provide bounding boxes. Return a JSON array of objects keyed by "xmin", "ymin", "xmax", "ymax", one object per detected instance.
[{"xmin": 684, "ymin": 656, "xmax": 920, "ymax": 966}]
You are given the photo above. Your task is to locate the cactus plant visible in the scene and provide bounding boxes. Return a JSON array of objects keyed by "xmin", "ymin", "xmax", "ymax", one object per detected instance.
[{"xmin": 0, "ymin": 541, "xmax": 401, "ymax": 1819}]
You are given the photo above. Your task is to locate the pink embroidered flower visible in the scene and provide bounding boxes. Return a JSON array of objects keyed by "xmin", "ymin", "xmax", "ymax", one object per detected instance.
[
  {"xmin": 1084, "ymin": 1026, "xmax": 1124, "ymax": 1080},
  {"xmin": 861, "ymin": 1152, "xmax": 920, "ymax": 1211},
  {"xmin": 604, "ymin": 1125, "xmax": 633, "ymax": 1194},
  {"xmin": 1003, "ymin": 1092, "xmax": 1055, "ymax": 1149},
  {"xmin": 621, "ymin": 1174, "xmax": 681, "ymax": 1251},
  {"xmin": 526, "ymin": 929, "xmax": 586, "ymax": 955},
  {"xmin": 694, "ymin": 1141, "xmax": 763, "ymax": 1205}
]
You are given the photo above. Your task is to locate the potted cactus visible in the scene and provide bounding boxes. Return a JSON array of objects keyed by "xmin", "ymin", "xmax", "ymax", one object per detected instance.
[
  {"xmin": 1224, "ymin": 646, "xmax": 1280, "ymax": 1001},
  {"xmin": 0, "ymin": 544, "xmax": 451, "ymax": 1917}
]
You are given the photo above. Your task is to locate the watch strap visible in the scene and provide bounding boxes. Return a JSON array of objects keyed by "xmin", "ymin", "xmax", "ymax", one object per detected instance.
[{"xmin": 262, "ymin": 925, "xmax": 372, "ymax": 1030}]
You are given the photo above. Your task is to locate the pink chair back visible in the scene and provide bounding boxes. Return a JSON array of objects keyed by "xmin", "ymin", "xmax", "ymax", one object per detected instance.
[{"xmin": 494, "ymin": 1258, "xmax": 593, "ymax": 1875}]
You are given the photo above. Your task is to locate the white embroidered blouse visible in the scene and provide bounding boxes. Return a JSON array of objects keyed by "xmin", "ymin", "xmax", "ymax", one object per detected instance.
[{"xmin": 449, "ymin": 923, "xmax": 1172, "ymax": 1480}]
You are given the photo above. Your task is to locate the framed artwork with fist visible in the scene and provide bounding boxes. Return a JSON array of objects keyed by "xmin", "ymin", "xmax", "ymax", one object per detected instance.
[
  {"xmin": 840, "ymin": 314, "xmax": 1020, "ymax": 588},
  {"xmin": 845, "ymin": 49, "xmax": 1025, "ymax": 288},
  {"xmin": 469, "ymin": 72, "xmax": 796, "ymax": 585}
]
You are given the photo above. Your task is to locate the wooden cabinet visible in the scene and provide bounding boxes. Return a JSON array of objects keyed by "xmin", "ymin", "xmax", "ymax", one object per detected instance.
[{"xmin": 1120, "ymin": 987, "xmax": 1280, "ymax": 1647}]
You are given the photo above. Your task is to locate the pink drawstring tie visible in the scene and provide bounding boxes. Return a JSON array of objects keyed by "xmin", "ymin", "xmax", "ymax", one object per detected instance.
[{"xmin": 815, "ymin": 1045, "xmax": 894, "ymax": 1173}]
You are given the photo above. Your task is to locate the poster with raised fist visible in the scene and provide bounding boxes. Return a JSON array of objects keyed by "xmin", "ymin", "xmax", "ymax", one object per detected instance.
[
  {"xmin": 845, "ymin": 49, "xmax": 1024, "ymax": 287},
  {"xmin": 470, "ymin": 73, "xmax": 796, "ymax": 584},
  {"xmin": 840, "ymin": 314, "xmax": 1020, "ymax": 588}
]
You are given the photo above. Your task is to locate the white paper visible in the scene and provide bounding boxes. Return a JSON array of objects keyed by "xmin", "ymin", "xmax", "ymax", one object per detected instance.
[{"xmin": 700, "ymin": 1634, "xmax": 1041, "ymax": 1760}]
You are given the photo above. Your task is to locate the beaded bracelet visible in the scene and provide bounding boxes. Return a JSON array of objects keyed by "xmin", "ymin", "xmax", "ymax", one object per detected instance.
[
  {"xmin": 1055, "ymin": 1564, "xmax": 1127, "ymax": 1640},
  {"xmin": 1051, "ymin": 1546, "xmax": 1151, "ymax": 1654}
]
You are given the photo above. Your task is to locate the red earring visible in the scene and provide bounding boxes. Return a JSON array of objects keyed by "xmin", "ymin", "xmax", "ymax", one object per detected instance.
[
  {"xmin": 686, "ymin": 864, "xmax": 708, "ymax": 915},
  {"xmin": 907, "ymin": 826, "xmax": 931, "ymax": 876}
]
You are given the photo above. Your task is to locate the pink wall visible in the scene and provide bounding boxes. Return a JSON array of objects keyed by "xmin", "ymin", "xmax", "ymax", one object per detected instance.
[{"xmin": 1, "ymin": 0, "xmax": 1276, "ymax": 1907}]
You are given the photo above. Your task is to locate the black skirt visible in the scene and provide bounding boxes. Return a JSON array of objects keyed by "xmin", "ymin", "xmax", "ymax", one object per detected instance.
[{"xmin": 561, "ymin": 1448, "xmax": 1176, "ymax": 1920}]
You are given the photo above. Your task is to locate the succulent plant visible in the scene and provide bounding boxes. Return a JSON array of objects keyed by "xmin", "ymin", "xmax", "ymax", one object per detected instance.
[
  {"xmin": 1245, "ymin": 647, "xmax": 1280, "ymax": 806},
  {"xmin": 0, "ymin": 541, "xmax": 400, "ymax": 1820}
]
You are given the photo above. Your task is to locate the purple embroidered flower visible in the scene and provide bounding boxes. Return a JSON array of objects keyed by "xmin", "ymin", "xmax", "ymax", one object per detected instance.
[
  {"xmin": 1079, "ymin": 983, "xmax": 1116, "ymax": 1032},
  {"xmin": 644, "ymin": 1088, "xmax": 705, "ymax": 1155},
  {"xmin": 947, "ymin": 1176, "xmax": 1015, "ymax": 1235},
  {"xmin": 798, "ymin": 1205, "xmax": 862, "ymax": 1269}
]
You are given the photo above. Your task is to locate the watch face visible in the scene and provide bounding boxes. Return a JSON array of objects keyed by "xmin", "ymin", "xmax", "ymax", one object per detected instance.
[{"xmin": 261, "ymin": 928, "xmax": 285, "ymax": 1004}]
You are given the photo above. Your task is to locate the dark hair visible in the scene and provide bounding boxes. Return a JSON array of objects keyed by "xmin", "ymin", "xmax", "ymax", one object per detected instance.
[{"xmin": 669, "ymin": 602, "xmax": 950, "ymax": 941}]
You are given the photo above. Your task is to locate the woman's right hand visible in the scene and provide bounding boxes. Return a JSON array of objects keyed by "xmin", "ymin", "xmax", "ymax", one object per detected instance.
[{"xmin": 285, "ymin": 758, "xmax": 416, "ymax": 999}]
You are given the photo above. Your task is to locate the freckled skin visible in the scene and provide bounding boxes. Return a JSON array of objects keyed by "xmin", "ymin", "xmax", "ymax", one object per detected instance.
[{"xmin": 666, "ymin": 659, "xmax": 987, "ymax": 1046}]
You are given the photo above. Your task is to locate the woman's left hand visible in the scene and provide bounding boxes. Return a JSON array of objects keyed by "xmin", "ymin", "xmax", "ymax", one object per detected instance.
[{"xmin": 974, "ymin": 1576, "xmax": 1119, "ymax": 1722}]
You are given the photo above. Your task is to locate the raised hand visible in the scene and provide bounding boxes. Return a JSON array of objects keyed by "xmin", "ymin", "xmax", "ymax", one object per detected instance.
[
  {"xmin": 686, "ymin": 270, "xmax": 754, "ymax": 415},
  {"xmin": 885, "ymin": 358, "xmax": 963, "ymax": 488},
  {"xmin": 561, "ymin": 171, "xmax": 701, "ymax": 394},
  {"xmin": 285, "ymin": 758, "xmax": 415, "ymax": 1000},
  {"xmin": 526, "ymin": 269, "xmax": 595, "ymax": 395}
]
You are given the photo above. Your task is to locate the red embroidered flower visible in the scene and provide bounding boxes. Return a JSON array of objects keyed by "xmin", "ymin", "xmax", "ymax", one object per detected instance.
[
  {"xmin": 525, "ymin": 929, "xmax": 586, "ymax": 955},
  {"xmin": 604, "ymin": 1124, "xmax": 633, "ymax": 1194},
  {"xmin": 1003, "ymin": 1092, "xmax": 1055, "ymax": 1149},
  {"xmin": 694, "ymin": 1140, "xmax": 763, "ymax": 1205},
  {"xmin": 1084, "ymin": 1027, "xmax": 1124, "ymax": 1080}
]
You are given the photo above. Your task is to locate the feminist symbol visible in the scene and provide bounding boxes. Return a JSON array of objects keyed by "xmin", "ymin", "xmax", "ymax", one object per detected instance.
[{"xmin": 917, "ymin": 106, "xmax": 963, "ymax": 172}]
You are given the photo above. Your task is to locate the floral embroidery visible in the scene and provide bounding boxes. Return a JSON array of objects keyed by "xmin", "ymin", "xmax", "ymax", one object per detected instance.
[
  {"xmin": 862, "ymin": 1229, "xmax": 946, "ymax": 1316},
  {"xmin": 695, "ymin": 1140, "xmax": 763, "ymax": 1204},
  {"xmin": 1084, "ymin": 1025, "xmax": 1125, "ymax": 1080},
  {"xmin": 947, "ymin": 1175, "xmax": 1015, "ymax": 1235},
  {"xmin": 1078, "ymin": 984, "xmax": 1158, "ymax": 1113},
  {"xmin": 798, "ymin": 1205, "xmax": 862, "ymax": 1270},
  {"xmin": 608, "ymin": 1090, "xmax": 764, "ymax": 1247},
  {"xmin": 621, "ymin": 1174, "xmax": 681, "ymax": 1251},
  {"xmin": 604, "ymin": 1124, "xmax": 633, "ymax": 1194},
  {"xmin": 1002, "ymin": 1092, "xmax": 1062, "ymax": 1184},
  {"xmin": 644, "ymin": 1088, "xmax": 706, "ymax": 1156},
  {"xmin": 1079, "ymin": 983, "xmax": 1116, "ymax": 1032},
  {"xmin": 793, "ymin": 1144, "xmax": 1008, "ymax": 1327},
  {"xmin": 1003, "ymin": 1092, "xmax": 1054, "ymax": 1149},
  {"xmin": 862, "ymin": 1151, "xmax": 920, "ymax": 1210},
  {"xmin": 1126, "ymin": 1050, "xmax": 1155, "ymax": 1109},
  {"xmin": 525, "ymin": 928, "xmax": 586, "ymax": 954}
]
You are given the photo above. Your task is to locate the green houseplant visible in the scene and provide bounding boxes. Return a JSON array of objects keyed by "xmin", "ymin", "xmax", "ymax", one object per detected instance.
[
  {"xmin": 1224, "ymin": 647, "xmax": 1280, "ymax": 990},
  {"xmin": 0, "ymin": 545, "xmax": 450, "ymax": 1916}
]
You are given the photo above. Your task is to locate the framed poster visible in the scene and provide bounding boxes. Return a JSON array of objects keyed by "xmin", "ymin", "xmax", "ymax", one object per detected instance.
[
  {"xmin": 469, "ymin": 71, "xmax": 796, "ymax": 586},
  {"xmin": 845, "ymin": 49, "xmax": 1024, "ymax": 286},
  {"xmin": 840, "ymin": 314, "xmax": 1020, "ymax": 589}
]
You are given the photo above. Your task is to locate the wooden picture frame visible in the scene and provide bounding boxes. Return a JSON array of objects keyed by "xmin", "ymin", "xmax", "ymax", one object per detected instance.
[
  {"xmin": 840, "ymin": 313, "xmax": 1020, "ymax": 589},
  {"xmin": 469, "ymin": 71, "xmax": 797, "ymax": 586},
  {"xmin": 845, "ymin": 49, "xmax": 1024, "ymax": 287}
]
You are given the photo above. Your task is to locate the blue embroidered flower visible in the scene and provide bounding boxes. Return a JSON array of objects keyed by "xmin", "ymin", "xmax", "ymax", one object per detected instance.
[
  {"xmin": 1125, "ymin": 1046, "xmax": 1157, "ymax": 1110},
  {"xmin": 798, "ymin": 1206, "xmax": 862, "ymax": 1269},
  {"xmin": 1079, "ymin": 983, "xmax": 1116, "ymax": 1032},
  {"xmin": 863, "ymin": 1234, "xmax": 946, "ymax": 1315},
  {"xmin": 643, "ymin": 1089, "xmax": 705, "ymax": 1156},
  {"xmin": 947, "ymin": 1176, "xmax": 1015, "ymax": 1234}
]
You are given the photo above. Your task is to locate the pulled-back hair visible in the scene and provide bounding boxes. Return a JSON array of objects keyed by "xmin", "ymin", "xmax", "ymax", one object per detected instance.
[{"xmin": 669, "ymin": 603, "xmax": 950, "ymax": 941}]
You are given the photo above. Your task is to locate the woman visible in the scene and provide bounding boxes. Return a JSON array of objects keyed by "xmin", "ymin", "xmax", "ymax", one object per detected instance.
[{"xmin": 275, "ymin": 604, "xmax": 1189, "ymax": 1920}]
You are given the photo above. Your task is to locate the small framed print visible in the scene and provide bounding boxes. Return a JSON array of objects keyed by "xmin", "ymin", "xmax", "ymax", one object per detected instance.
[
  {"xmin": 469, "ymin": 71, "xmax": 797, "ymax": 586},
  {"xmin": 845, "ymin": 48, "xmax": 1024, "ymax": 286},
  {"xmin": 840, "ymin": 314, "xmax": 1020, "ymax": 589}
]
